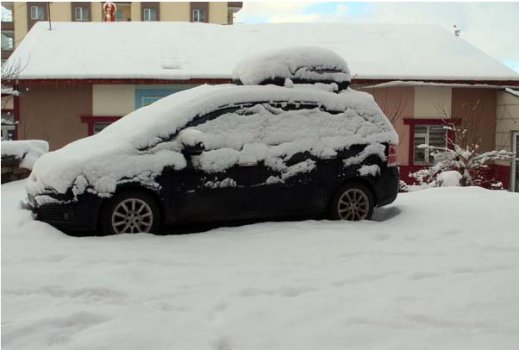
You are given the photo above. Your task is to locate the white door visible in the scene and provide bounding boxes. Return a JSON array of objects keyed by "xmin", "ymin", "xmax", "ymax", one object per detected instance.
[{"xmin": 512, "ymin": 132, "xmax": 519, "ymax": 192}]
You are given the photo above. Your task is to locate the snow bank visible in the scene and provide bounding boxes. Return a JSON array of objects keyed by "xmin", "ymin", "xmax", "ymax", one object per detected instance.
[
  {"xmin": 1, "ymin": 140, "xmax": 49, "ymax": 170},
  {"xmin": 3, "ymin": 181, "xmax": 519, "ymax": 350},
  {"xmin": 232, "ymin": 46, "xmax": 350, "ymax": 86},
  {"xmin": 26, "ymin": 84, "xmax": 397, "ymax": 201},
  {"xmin": 437, "ymin": 170, "xmax": 462, "ymax": 187}
]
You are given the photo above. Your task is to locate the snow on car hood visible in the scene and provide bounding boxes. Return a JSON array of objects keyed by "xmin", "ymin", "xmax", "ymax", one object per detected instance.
[{"xmin": 26, "ymin": 84, "xmax": 397, "ymax": 202}]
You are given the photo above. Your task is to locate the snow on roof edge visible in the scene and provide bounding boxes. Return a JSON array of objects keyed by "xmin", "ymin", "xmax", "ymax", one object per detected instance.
[{"xmin": 505, "ymin": 88, "xmax": 519, "ymax": 97}]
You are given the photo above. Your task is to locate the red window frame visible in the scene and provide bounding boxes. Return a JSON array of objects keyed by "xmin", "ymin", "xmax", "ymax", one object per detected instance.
[
  {"xmin": 80, "ymin": 116, "xmax": 121, "ymax": 136},
  {"xmin": 403, "ymin": 118, "xmax": 461, "ymax": 166}
]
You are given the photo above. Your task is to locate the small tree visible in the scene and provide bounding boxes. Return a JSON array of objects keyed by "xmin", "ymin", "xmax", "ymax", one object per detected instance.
[{"xmin": 410, "ymin": 124, "xmax": 515, "ymax": 188}]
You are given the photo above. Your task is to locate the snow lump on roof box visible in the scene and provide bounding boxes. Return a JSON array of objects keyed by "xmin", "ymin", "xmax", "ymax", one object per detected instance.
[{"xmin": 233, "ymin": 47, "xmax": 351, "ymax": 88}]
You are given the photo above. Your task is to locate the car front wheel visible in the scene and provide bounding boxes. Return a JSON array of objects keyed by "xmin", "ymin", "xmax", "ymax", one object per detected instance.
[
  {"xmin": 329, "ymin": 182, "xmax": 374, "ymax": 221},
  {"xmin": 100, "ymin": 191, "xmax": 161, "ymax": 234}
]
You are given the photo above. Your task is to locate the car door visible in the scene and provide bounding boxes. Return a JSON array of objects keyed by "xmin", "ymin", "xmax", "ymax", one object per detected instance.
[
  {"xmin": 253, "ymin": 102, "xmax": 338, "ymax": 217},
  {"xmin": 161, "ymin": 103, "xmax": 274, "ymax": 224}
]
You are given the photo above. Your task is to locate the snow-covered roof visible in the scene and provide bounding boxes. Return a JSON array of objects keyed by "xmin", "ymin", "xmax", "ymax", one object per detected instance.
[{"xmin": 6, "ymin": 22, "xmax": 519, "ymax": 83}]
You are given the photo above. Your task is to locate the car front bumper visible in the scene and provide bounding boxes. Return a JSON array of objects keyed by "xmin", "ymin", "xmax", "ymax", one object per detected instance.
[{"xmin": 30, "ymin": 193, "xmax": 105, "ymax": 233}]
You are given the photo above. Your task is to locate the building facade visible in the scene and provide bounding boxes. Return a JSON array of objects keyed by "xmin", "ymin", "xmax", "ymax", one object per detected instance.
[{"xmin": 1, "ymin": 2, "xmax": 242, "ymax": 63}]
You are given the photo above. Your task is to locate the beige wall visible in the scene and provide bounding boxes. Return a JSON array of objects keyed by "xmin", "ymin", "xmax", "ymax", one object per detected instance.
[
  {"xmin": 92, "ymin": 3, "xmax": 103, "ymax": 22},
  {"xmin": 209, "ymin": 2, "xmax": 229, "ymax": 24},
  {"xmin": 496, "ymin": 90, "xmax": 519, "ymax": 152},
  {"xmin": 161, "ymin": 2, "xmax": 190, "ymax": 21},
  {"xmin": 49, "ymin": 2, "xmax": 71, "ymax": 21},
  {"xmin": 93, "ymin": 85, "xmax": 135, "ymax": 116},
  {"xmin": 13, "ymin": 3, "xmax": 27, "ymax": 48},
  {"xmin": 414, "ymin": 86, "xmax": 452, "ymax": 119},
  {"xmin": 131, "ymin": 2, "xmax": 141, "ymax": 21}
]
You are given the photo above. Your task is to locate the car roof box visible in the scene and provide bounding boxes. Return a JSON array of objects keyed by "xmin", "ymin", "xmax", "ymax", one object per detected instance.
[{"xmin": 232, "ymin": 46, "xmax": 351, "ymax": 90}]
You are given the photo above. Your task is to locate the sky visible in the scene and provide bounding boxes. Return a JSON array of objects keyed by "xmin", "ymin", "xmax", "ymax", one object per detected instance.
[{"xmin": 235, "ymin": 2, "xmax": 519, "ymax": 74}]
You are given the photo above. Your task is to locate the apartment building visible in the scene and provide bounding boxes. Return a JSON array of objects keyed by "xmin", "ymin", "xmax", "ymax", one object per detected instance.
[{"xmin": 1, "ymin": 2, "xmax": 242, "ymax": 63}]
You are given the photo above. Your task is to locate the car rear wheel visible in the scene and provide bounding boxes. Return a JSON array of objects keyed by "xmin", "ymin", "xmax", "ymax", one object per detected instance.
[
  {"xmin": 100, "ymin": 191, "xmax": 161, "ymax": 234},
  {"xmin": 329, "ymin": 182, "xmax": 374, "ymax": 221}
]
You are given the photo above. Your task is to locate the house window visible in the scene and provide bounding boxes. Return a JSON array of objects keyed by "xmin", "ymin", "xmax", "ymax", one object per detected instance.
[
  {"xmin": 1, "ymin": 30, "xmax": 14, "ymax": 50},
  {"xmin": 143, "ymin": 8, "xmax": 157, "ymax": 21},
  {"xmin": 1, "ymin": 110, "xmax": 15, "ymax": 140},
  {"xmin": 30, "ymin": 5, "xmax": 45, "ymax": 20},
  {"xmin": 94, "ymin": 122, "xmax": 111, "ymax": 134},
  {"xmin": 74, "ymin": 6, "xmax": 90, "ymax": 21},
  {"xmin": 81, "ymin": 116, "xmax": 121, "ymax": 136},
  {"xmin": 1, "ymin": 4, "xmax": 13, "ymax": 22},
  {"xmin": 135, "ymin": 88, "xmax": 182, "ymax": 109},
  {"xmin": 192, "ymin": 9, "xmax": 206, "ymax": 22},
  {"xmin": 413, "ymin": 125, "xmax": 447, "ymax": 164}
]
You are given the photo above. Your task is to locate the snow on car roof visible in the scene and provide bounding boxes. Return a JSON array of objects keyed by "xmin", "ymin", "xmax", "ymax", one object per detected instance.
[
  {"xmin": 78, "ymin": 84, "xmax": 397, "ymax": 150},
  {"xmin": 6, "ymin": 22, "xmax": 519, "ymax": 82},
  {"xmin": 232, "ymin": 46, "xmax": 350, "ymax": 86}
]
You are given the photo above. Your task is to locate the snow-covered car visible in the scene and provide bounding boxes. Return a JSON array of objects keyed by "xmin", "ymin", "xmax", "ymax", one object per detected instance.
[{"xmin": 26, "ymin": 47, "xmax": 399, "ymax": 234}]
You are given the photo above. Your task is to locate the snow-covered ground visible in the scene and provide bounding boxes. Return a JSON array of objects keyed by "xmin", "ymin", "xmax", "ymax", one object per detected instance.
[{"xmin": 2, "ymin": 180, "xmax": 519, "ymax": 350}]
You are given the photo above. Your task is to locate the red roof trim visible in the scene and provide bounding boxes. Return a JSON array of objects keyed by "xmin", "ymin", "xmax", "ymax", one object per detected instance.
[
  {"xmin": 403, "ymin": 118, "xmax": 461, "ymax": 126},
  {"xmin": 15, "ymin": 78, "xmax": 233, "ymax": 86},
  {"xmin": 10, "ymin": 78, "xmax": 519, "ymax": 87}
]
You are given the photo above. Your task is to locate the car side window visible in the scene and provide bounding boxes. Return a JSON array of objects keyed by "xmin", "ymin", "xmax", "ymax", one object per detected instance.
[
  {"xmin": 185, "ymin": 101, "xmax": 349, "ymax": 175},
  {"xmin": 186, "ymin": 103, "xmax": 268, "ymax": 151}
]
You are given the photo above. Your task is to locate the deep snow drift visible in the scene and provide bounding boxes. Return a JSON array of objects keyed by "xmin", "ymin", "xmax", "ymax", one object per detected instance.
[{"xmin": 2, "ymin": 180, "xmax": 519, "ymax": 350}]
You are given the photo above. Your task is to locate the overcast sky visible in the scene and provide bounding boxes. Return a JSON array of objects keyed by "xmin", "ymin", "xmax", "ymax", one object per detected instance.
[{"xmin": 235, "ymin": 2, "xmax": 519, "ymax": 73}]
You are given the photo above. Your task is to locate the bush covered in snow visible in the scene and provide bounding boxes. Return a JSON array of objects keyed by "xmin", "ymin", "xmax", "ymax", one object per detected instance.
[{"xmin": 409, "ymin": 127, "xmax": 514, "ymax": 189}]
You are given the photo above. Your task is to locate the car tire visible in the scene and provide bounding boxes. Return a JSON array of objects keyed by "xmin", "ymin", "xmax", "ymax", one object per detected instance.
[
  {"xmin": 328, "ymin": 182, "xmax": 374, "ymax": 221},
  {"xmin": 100, "ymin": 190, "xmax": 161, "ymax": 235}
]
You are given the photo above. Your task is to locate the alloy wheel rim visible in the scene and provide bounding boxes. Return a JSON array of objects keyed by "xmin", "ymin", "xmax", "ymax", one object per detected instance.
[
  {"xmin": 111, "ymin": 198, "xmax": 153, "ymax": 233},
  {"xmin": 337, "ymin": 189, "xmax": 369, "ymax": 221}
]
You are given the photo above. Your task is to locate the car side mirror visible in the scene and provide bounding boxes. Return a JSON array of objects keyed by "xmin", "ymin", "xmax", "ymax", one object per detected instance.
[{"xmin": 178, "ymin": 128, "xmax": 206, "ymax": 157}]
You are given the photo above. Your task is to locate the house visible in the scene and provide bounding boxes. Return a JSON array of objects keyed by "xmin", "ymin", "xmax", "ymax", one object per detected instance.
[{"xmin": 3, "ymin": 22, "xmax": 519, "ymax": 190}]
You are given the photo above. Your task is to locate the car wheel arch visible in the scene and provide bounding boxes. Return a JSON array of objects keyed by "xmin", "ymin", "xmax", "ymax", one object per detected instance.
[
  {"xmin": 330, "ymin": 177, "xmax": 378, "ymax": 208},
  {"xmin": 96, "ymin": 184, "xmax": 164, "ymax": 232}
]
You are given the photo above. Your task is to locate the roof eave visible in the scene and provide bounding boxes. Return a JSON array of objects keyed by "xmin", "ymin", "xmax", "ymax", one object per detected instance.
[{"xmin": 11, "ymin": 77, "xmax": 519, "ymax": 88}]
